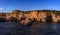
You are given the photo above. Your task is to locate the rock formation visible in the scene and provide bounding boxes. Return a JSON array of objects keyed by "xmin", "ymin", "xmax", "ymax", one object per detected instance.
[{"xmin": 0, "ymin": 10, "xmax": 60, "ymax": 25}]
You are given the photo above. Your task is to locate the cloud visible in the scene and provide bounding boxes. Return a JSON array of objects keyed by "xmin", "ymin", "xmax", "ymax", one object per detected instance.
[{"xmin": 0, "ymin": 8, "xmax": 2, "ymax": 9}]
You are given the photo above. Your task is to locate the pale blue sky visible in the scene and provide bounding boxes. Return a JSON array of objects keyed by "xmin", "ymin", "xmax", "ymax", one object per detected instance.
[{"xmin": 0, "ymin": 0, "xmax": 60, "ymax": 12}]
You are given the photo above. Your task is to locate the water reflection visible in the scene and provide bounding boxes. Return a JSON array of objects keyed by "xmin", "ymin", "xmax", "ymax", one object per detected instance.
[
  {"xmin": 0, "ymin": 22, "xmax": 30, "ymax": 35},
  {"xmin": 0, "ymin": 22, "xmax": 60, "ymax": 35}
]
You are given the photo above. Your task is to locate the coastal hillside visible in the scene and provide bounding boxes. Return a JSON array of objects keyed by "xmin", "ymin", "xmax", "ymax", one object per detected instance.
[{"xmin": 0, "ymin": 10, "xmax": 60, "ymax": 25}]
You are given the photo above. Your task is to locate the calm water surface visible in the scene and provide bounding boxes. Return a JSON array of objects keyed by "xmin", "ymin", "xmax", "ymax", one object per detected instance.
[{"xmin": 0, "ymin": 22, "xmax": 60, "ymax": 35}]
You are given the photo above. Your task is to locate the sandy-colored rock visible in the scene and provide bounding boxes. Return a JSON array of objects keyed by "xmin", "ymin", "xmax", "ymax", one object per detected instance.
[
  {"xmin": 21, "ymin": 18, "xmax": 31, "ymax": 25},
  {"xmin": 0, "ymin": 10, "xmax": 60, "ymax": 25},
  {"xmin": 51, "ymin": 13, "xmax": 57, "ymax": 23},
  {"xmin": 5, "ymin": 13, "xmax": 12, "ymax": 21}
]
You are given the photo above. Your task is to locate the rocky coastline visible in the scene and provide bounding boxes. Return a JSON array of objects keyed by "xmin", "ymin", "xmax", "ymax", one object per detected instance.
[{"xmin": 0, "ymin": 10, "xmax": 60, "ymax": 25}]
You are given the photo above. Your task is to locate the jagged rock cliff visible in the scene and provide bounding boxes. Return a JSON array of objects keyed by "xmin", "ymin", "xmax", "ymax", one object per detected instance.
[
  {"xmin": 12, "ymin": 10, "xmax": 60, "ymax": 22},
  {"xmin": 0, "ymin": 10, "xmax": 60, "ymax": 25}
]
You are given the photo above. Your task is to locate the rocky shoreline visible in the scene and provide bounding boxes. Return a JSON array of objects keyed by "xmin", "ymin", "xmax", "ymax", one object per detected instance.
[{"xmin": 0, "ymin": 10, "xmax": 60, "ymax": 25}]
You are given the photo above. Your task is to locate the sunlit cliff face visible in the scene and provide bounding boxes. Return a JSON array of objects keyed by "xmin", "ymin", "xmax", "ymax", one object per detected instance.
[
  {"xmin": 6, "ymin": 10, "xmax": 60, "ymax": 25},
  {"xmin": 24, "ymin": 11, "xmax": 47, "ymax": 22},
  {"xmin": 12, "ymin": 10, "xmax": 48, "ymax": 25},
  {"xmin": 21, "ymin": 18, "xmax": 31, "ymax": 25},
  {"xmin": 5, "ymin": 13, "xmax": 12, "ymax": 20},
  {"xmin": 0, "ymin": 10, "xmax": 60, "ymax": 25},
  {"xmin": 12, "ymin": 10, "xmax": 18, "ymax": 18},
  {"xmin": 51, "ymin": 13, "xmax": 57, "ymax": 23},
  {"xmin": 51, "ymin": 13, "xmax": 60, "ymax": 23},
  {"xmin": 57, "ymin": 15, "xmax": 60, "ymax": 22},
  {"xmin": 24, "ymin": 11, "xmax": 38, "ymax": 20},
  {"xmin": 17, "ymin": 12, "xmax": 24, "ymax": 20},
  {"xmin": 39, "ymin": 12, "xmax": 47, "ymax": 22}
]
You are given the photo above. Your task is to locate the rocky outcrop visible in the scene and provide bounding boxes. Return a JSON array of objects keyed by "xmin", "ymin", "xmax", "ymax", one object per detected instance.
[
  {"xmin": 12, "ymin": 10, "xmax": 60, "ymax": 25},
  {"xmin": 0, "ymin": 10, "xmax": 60, "ymax": 25}
]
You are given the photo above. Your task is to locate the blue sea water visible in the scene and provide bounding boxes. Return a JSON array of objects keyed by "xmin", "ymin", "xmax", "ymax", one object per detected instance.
[{"xmin": 0, "ymin": 22, "xmax": 60, "ymax": 35}]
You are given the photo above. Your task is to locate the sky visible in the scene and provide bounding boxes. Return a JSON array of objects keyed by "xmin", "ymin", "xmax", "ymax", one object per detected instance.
[{"xmin": 0, "ymin": 0, "xmax": 60, "ymax": 12}]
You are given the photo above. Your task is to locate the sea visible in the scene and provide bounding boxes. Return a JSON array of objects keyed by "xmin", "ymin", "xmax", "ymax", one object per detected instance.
[{"xmin": 0, "ymin": 21, "xmax": 60, "ymax": 35}]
